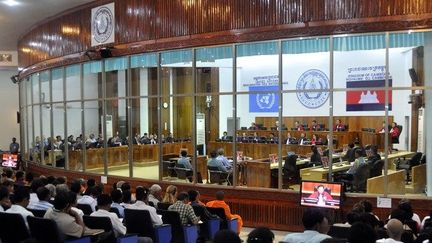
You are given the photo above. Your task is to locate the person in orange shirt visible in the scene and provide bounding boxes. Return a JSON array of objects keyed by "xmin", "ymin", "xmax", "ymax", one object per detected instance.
[{"xmin": 206, "ymin": 191, "xmax": 243, "ymax": 234}]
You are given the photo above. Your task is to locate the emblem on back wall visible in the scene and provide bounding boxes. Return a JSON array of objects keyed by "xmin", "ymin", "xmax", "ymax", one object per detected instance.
[
  {"xmin": 296, "ymin": 69, "xmax": 329, "ymax": 109},
  {"xmin": 91, "ymin": 3, "xmax": 115, "ymax": 47}
]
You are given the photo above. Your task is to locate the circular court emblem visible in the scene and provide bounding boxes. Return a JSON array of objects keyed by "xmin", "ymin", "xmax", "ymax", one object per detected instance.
[
  {"xmin": 296, "ymin": 69, "xmax": 329, "ymax": 109},
  {"xmin": 93, "ymin": 6, "xmax": 114, "ymax": 44},
  {"xmin": 256, "ymin": 93, "xmax": 276, "ymax": 110}
]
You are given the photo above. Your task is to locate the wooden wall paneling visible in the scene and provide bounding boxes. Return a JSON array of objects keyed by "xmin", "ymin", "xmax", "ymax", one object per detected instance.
[{"xmin": 17, "ymin": 0, "xmax": 432, "ymax": 71}]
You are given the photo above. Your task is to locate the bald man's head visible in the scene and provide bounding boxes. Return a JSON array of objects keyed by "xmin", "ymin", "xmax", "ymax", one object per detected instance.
[{"xmin": 386, "ymin": 219, "xmax": 403, "ymax": 241}]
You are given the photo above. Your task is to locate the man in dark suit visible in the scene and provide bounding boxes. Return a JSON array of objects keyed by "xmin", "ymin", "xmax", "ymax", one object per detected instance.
[
  {"xmin": 367, "ymin": 145, "xmax": 381, "ymax": 164},
  {"xmin": 310, "ymin": 120, "xmax": 321, "ymax": 131},
  {"xmin": 221, "ymin": 131, "xmax": 229, "ymax": 141}
]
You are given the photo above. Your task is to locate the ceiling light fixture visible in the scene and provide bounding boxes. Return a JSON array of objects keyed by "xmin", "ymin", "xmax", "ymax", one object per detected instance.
[{"xmin": 2, "ymin": 0, "xmax": 20, "ymax": 6}]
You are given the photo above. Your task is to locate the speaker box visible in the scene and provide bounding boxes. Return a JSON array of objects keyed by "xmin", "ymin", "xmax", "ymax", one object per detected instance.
[
  {"xmin": 409, "ymin": 68, "xmax": 419, "ymax": 85},
  {"xmin": 99, "ymin": 48, "xmax": 112, "ymax": 58}
]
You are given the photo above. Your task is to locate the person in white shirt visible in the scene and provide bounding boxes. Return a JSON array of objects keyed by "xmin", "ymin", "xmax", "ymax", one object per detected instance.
[
  {"xmin": 6, "ymin": 186, "xmax": 34, "ymax": 227},
  {"xmin": 77, "ymin": 187, "xmax": 98, "ymax": 212},
  {"xmin": 91, "ymin": 194, "xmax": 126, "ymax": 237},
  {"xmin": 27, "ymin": 178, "xmax": 45, "ymax": 208},
  {"xmin": 110, "ymin": 189, "xmax": 125, "ymax": 218},
  {"xmin": 148, "ymin": 184, "xmax": 162, "ymax": 208},
  {"xmin": 282, "ymin": 208, "xmax": 331, "ymax": 243},
  {"xmin": 27, "ymin": 187, "xmax": 53, "ymax": 210},
  {"xmin": 376, "ymin": 219, "xmax": 404, "ymax": 243},
  {"xmin": 125, "ymin": 186, "xmax": 163, "ymax": 225}
]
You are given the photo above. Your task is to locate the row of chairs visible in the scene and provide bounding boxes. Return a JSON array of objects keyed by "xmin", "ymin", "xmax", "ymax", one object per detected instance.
[{"xmin": 1, "ymin": 203, "xmax": 238, "ymax": 243}]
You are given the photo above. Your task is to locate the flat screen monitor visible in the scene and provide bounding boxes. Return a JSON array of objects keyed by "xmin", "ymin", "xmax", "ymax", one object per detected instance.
[
  {"xmin": 2, "ymin": 153, "xmax": 18, "ymax": 168},
  {"xmin": 300, "ymin": 180, "xmax": 343, "ymax": 209}
]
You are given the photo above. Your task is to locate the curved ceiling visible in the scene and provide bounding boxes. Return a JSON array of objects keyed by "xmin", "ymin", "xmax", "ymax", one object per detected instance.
[{"xmin": 0, "ymin": 0, "xmax": 93, "ymax": 51}]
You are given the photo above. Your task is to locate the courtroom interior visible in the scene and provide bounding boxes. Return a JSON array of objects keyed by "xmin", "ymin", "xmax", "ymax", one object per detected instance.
[{"xmin": 3, "ymin": 0, "xmax": 432, "ymax": 234}]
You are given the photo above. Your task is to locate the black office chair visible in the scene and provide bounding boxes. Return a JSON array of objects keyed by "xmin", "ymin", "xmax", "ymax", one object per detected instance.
[
  {"xmin": 351, "ymin": 163, "xmax": 370, "ymax": 192},
  {"xmin": 27, "ymin": 208, "xmax": 47, "ymax": 217},
  {"xmin": 163, "ymin": 160, "xmax": 177, "ymax": 178},
  {"xmin": 328, "ymin": 225, "xmax": 350, "ymax": 241},
  {"xmin": 206, "ymin": 207, "xmax": 238, "ymax": 232},
  {"xmin": 369, "ymin": 159, "xmax": 384, "ymax": 178},
  {"xmin": 192, "ymin": 205, "xmax": 221, "ymax": 241},
  {"xmin": 124, "ymin": 208, "xmax": 171, "ymax": 242},
  {"xmin": 77, "ymin": 203, "xmax": 93, "ymax": 215},
  {"xmin": 83, "ymin": 215, "xmax": 116, "ymax": 243},
  {"xmin": 159, "ymin": 209, "xmax": 198, "ymax": 243},
  {"xmin": 207, "ymin": 166, "xmax": 230, "ymax": 185},
  {"xmin": 0, "ymin": 212, "xmax": 30, "ymax": 243},
  {"xmin": 27, "ymin": 216, "xmax": 91, "ymax": 243},
  {"xmin": 109, "ymin": 207, "xmax": 121, "ymax": 218},
  {"xmin": 397, "ymin": 152, "xmax": 423, "ymax": 182},
  {"xmin": 157, "ymin": 202, "xmax": 172, "ymax": 210},
  {"xmin": 174, "ymin": 164, "xmax": 193, "ymax": 182},
  {"xmin": 271, "ymin": 154, "xmax": 300, "ymax": 189}
]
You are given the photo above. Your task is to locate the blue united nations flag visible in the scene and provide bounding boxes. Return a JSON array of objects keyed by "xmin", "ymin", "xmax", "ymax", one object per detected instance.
[{"xmin": 249, "ymin": 86, "xmax": 279, "ymax": 112}]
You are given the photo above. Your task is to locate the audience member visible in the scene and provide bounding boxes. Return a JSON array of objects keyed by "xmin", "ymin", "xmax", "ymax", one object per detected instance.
[
  {"xmin": 6, "ymin": 186, "xmax": 34, "ymax": 227},
  {"xmin": 77, "ymin": 186, "xmax": 98, "ymax": 212},
  {"xmin": 14, "ymin": 171, "xmax": 25, "ymax": 186},
  {"xmin": 398, "ymin": 199, "xmax": 421, "ymax": 230},
  {"xmin": 347, "ymin": 222, "xmax": 376, "ymax": 243},
  {"xmin": 162, "ymin": 185, "xmax": 177, "ymax": 204},
  {"xmin": 247, "ymin": 227, "xmax": 274, "ymax": 243},
  {"xmin": 70, "ymin": 180, "xmax": 83, "ymax": 200},
  {"xmin": 44, "ymin": 191, "xmax": 86, "ymax": 238},
  {"xmin": 377, "ymin": 218, "xmax": 404, "ymax": 243},
  {"xmin": 0, "ymin": 185, "xmax": 11, "ymax": 211},
  {"xmin": 27, "ymin": 186, "xmax": 53, "ymax": 210},
  {"xmin": 125, "ymin": 186, "xmax": 162, "ymax": 225},
  {"xmin": 28, "ymin": 178, "xmax": 45, "ymax": 208},
  {"xmin": 282, "ymin": 208, "xmax": 331, "ymax": 243},
  {"xmin": 214, "ymin": 229, "xmax": 241, "ymax": 243},
  {"xmin": 168, "ymin": 192, "xmax": 200, "ymax": 225},
  {"xmin": 188, "ymin": 190, "xmax": 218, "ymax": 222},
  {"xmin": 148, "ymin": 184, "xmax": 162, "ymax": 207},
  {"xmin": 91, "ymin": 194, "xmax": 126, "ymax": 237},
  {"xmin": 110, "ymin": 189, "xmax": 124, "ymax": 218},
  {"xmin": 206, "ymin": 191, "xmax": 243, "ymax": 234},
  {"xmin": 121, "ymin": 190, "xmax": 133, "ymax": 206}
]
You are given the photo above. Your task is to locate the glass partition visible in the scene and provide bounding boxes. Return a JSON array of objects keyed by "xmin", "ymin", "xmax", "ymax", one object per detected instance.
[
  {"xmin": 161, "ymin": 50, "xmax": 194, "ymax": 184},
  {"xmin": 130, "ymin": 53, "xmax": 159, "ymax": 179},
  {"xmin": 20, "ymin": 30, "xmax": 432, "ymax": 197}
]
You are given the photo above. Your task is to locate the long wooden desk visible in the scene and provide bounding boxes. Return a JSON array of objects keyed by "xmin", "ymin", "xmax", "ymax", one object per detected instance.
[
  {"xmin": 208, "ymin": 141, "xmax": 326, "ymax": 160},
  {"xmin": 300, "ymin": 162, "xmax": 352, "ymax": 181},
  {"xmin": 69, "ymin": 142, "xmax": 193, "ymax": 170}
]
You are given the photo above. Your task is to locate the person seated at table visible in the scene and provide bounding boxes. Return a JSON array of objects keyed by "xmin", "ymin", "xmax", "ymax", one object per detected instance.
[
  {"xmin": 140, "ymin": 133, "xmax": 150, "ymax": 144},
  {"xmin": 311, "ymin": 134, "xmax": 322, "ymax": 145},
  {"xmin": 390, "ymin": 122, "xmax": 401, "ymax": 143},
  {"xmin": 298, "ymin": 133, "xmax": 308, "ymax": 145},
  {"xmin": 208, "ymin": 150, "xmax": 231, "ymax": 173},
  {"xmin": 252, "ymin": 132, "xmax": 260, "ymax": 143},
  {"xmin": 221, "ymin": 131, "xmax": 229, "ymax": 141},
  {"xmin": 309, "ymin": 146, "xmax": 322, "ymax": 166},
  {"xmin": 378, "ymin": 121, "xmax": 391, "ymax": 134},
  {"xmin": 165, "ymin": 132, "xmax": 174, "ymax": 143},
  {"xmin": 310, "ymin": 120, "xmax": 321, "ymax": 131},
  {"xmin": 307, "ymin": 185, "xmax": 334, "ymax": 206},
  {"xmin": 239, "ymin": 132, "xmax": 249, "ymax": 143},
  {"xmin": 334, "ymin": 119, "xmax": 346, "ymax": 131},
  {"xmin": 343, "ymin": 143, "xmax": 356, "ymax": 162},
  {"xmin": 267, "ymin": 133, "xmax": 278, "ymax": 144},
  {"xmin": 322, "ymin": 134, "xmax": 337, "ymax": 147},
  {"xmin": 217, "ymin": 148, "xmax": 232, "ymax": 169},
  {"xmin": 366, "ymin": 145, "xmax": 381, "ymax": 164},
  {"xmin": 177, "ymin": 150, "xmax": 192, "ymax": 170},
  {"xmin": 249, "ymin": 122, "xmax": 258, "ymax": 130},
  {"xmin": 336, "ymin": 149, "xmax": 366, "ymax": 181},
  {"xmin": 285, "ymin": 132, "xmax": 297, "ymax": 144},
  {"xmin": 293, "ymin": 121, "xmax": 305, "ymax": 131}
]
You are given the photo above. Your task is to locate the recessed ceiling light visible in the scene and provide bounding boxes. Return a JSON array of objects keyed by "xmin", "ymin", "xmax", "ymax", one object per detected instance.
[{"xmin": 2, "ymin": 0, "xmax": 20, "ymax": 6}]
